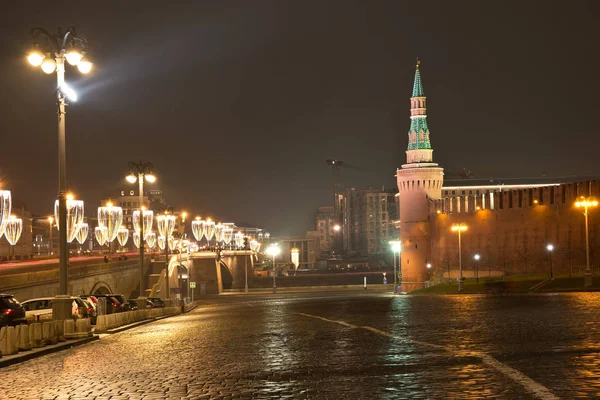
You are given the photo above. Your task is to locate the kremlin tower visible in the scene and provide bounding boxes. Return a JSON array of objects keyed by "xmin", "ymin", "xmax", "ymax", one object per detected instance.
[{"xmin": 396, "ymin": 61, "xmax": 444, "ymax": 288}]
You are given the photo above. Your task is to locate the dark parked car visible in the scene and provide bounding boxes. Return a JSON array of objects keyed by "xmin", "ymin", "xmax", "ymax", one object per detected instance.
[
  {"xmin": 147, "ymin": 297, "xmax": 165, "ymax": 308},
  {"xmin": 0, "ymin": 294, "xmax": 26, "ymax": 327},
  {"xmin": 111, "ymin": 295, "xmax": 132, "ymax": 311},
  {"xmin": 92, "ymin": 294, "xmax": 126, "ymax": 314},
  {"xmin": 127, "ymin": 299, "xmax": 139, "ymax": 311}
]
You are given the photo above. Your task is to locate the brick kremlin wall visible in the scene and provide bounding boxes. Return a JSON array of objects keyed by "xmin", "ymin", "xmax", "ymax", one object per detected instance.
[{"xmin": 429, "ymin": 180, "xmax": 600, "ymax": 278}]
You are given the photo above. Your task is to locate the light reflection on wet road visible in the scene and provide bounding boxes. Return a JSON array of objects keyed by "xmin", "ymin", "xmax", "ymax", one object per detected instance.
[{"xmin": 1, "ymin": 292, "xmax": 599, "ymax": 399}]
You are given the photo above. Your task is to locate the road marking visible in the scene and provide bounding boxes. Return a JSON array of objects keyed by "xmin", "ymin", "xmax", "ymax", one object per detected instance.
[{"xmin": 297, "ymin": 312, "xmax": 559, "ymax": 400}]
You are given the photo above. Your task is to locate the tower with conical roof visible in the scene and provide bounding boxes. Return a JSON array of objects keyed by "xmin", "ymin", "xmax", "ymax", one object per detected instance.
[{"xmin": 396, "ymin": 60, "xmax": 444, "ymax": 288}]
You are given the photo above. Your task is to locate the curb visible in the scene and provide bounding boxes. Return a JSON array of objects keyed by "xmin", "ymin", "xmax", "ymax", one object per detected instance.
[{"xmin": 0, "ymin": 335, "xmax": 99, "ymax": 369}]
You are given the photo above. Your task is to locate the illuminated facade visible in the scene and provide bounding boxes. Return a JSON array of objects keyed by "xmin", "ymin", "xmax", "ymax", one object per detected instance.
[
  {"xmin": 396, "ymin": 62, "xmax": 600, "ymax": 288},
  {"xmin": 341, "ymin": 187, "xmax": 398, "ymax": 256}
]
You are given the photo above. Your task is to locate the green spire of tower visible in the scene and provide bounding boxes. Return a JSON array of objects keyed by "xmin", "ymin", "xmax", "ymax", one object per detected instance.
[
  {"xmin": 412, "ymin": 60, "xmax": 424, "ymax": 97},
  {"xmin": 407, "ymin": 60, "xmax": 432, "ymax": 152}
]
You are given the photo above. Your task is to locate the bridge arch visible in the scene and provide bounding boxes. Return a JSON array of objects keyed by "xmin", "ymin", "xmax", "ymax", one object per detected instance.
[
  {"xmin": 89, "ymin": 281, "xmax": 114, "ymax": 295},
  {"xmin": 219, "ymin": 260, "xmax": 233, "ymax": 289}
]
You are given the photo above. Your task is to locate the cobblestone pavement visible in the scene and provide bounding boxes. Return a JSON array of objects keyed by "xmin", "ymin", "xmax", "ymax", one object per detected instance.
[{"xmin": 2, "ymin": 291, "xmax": 600, "ymax": 399}]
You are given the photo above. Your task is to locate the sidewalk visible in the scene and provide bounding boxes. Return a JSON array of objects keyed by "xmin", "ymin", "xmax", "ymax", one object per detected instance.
[{"xmin": 0, "ymin": 335, "xmax": 98, "ymax": 368}]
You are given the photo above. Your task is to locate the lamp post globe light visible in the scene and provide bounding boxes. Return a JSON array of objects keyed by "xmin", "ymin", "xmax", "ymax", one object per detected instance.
[
  {"xmin": 28, "ymin": 27, "xmax": 93, "ymax": 321},
  {"xmin": 451, "ymin": 223, "xmax": 468, "ymax": 292},
  {"xmin": 267, "ymin": 243, "xmax": 281, "ymax": 294},
  {"xmin": 126, "ymin": 161, "xmax": 155, "ymax": 307},
  {"xmin": 474, "ymin": 253, "xmax": 481, "ymax": 284},
  {"xmin": 546, "ymin": 244, "xmax": 554, "ymax": 279},
  {"xmin": 575, "ymin": 196, "xmax": 598, "ymax": 288},
  {"xmin": 390, "ymin": 241, "xmax": 401, "ymax": 295}
]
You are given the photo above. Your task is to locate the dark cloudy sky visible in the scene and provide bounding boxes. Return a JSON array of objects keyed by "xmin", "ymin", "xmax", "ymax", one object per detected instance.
[{"xmin": 1, "ymin": 1, "xmax": 598, "ymax": 236}]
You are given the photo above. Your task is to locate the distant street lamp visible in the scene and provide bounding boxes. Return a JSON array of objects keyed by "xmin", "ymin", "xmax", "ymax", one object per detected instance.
[
  {"xmin": 5, "ymin": 215, "xmax": 23, "ymax": 258},
  {"xmin": 28, "ymin": 27, "xmax": 92, "ymax": 321},
  {"xmin": 426, "ymin": 263, "xmax": 432, "ymax": 282},
  {"xmin": 116, "ymin": 226, "xmax": 129, "ymax": 256},
  {"xmin": 156, "ymin": 213, "xmax": 176, "ymax": 304},
  {"xmin": 126, "ymin": 161, "xmax": 155, "ymax": 304},
  {"xmin": 75, "ymin": 222, "xmax": 89, "ymax": 253},
  {"xmin": 575, "ymin": 196, "xmax": 598, "ymax": 288},
  {"xmin": 390, "ymin": 241, "xmax": 401, "ymax": 295},
  {"xmin": 48, "ymin": 216, "xmax": 54, "ymax": 255},
  {"xmin": 474, "ymin": 254, "xmax": 481, "ymax": 284},
  {"xmin": 97, "ymin": 202, "xmax": 123, "ymax": 259},
  {"xmin": 546, "ymin": 244, "xmax": 554, "ymax": 279},
  {"xmin": 267, "ymin": 244, "xmax": 281, "ymax": 294},
  {"xmin": 451, "ymin": 223, "xmax": 468, "ymax": 291}
]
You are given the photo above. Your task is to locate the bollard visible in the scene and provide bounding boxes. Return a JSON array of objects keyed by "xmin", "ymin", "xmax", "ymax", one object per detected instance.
[
  {"xmin": 95, "ymin": 315, "xmax": 107, "ymax": 333},
  {"xmin": 48, "ymin": 321, "xmax": 58, "ymax": 345},
  {"xmin": 1, "ymin": 326, "xmax": 18, "ymax": 355},
  {"xmin": 31, "ymin": 323, "xmax": 43, "ymax": 348},
  {"xmin": 17, "ymin": 325, "xmax": 32, "ymax": 351},
  {"xmin": 75, "ymin": 319, "xmax": 89, "ymax": 338},
  {"xmin": 56, "ymin": 320, "xmax": 66, "ymax": 342},
  {"xmin": 64, "ymin": 319, "xmax": 75, "ymax": 340},
  {"xmin": 106, "ymin": 314, "xmax": 115, "ymax": 329},
  {"xmin": 42, "ymin": 322, "xmax": 52, "ymax": 345}
]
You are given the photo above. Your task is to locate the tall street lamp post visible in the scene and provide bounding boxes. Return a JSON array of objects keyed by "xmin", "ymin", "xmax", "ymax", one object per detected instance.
[
  {"xmin": 546, "ymin": 244, "xmax": 554, "ymax": 279},
  {"xmin": 267, "ymin": 244, "xmax": 280, "ymax": 294},
  {"xmin": 390, "ymin": 241, "xmax": 401, "ymax": 295},
  {"xmin": 474, "ymin": 253, "xmax": 480, "ymax": 284},
  {"xmin": 48, "ymin": 216, "xmax": 54, "ymax": 256},
  {"xmin": 157, "ymin": 213, "xmax": 177, "ymax": 305},
  {"xmin": 576, "ymin": 196, "xmax": 598, "ymax": 288},
  {"xmin": 126, "ymin": 162, "xmax": 155, "ymax": 308},
  {"xmin": 451, "ymin": 223, "xmax": 468, "ymax": 292},
  {"xmin": 28, "ymin": 27, "xmax": 93, "ymax": 321}
]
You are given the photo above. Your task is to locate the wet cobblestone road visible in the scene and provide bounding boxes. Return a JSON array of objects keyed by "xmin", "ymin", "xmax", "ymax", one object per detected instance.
[{"xmin": 2, "ymin": 291, "xmax": 600, "ymax": 399}]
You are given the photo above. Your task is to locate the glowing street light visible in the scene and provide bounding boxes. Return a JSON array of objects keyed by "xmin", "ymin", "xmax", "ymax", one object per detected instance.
[
  {"xmin": 5, "ymin": 216, "xmax": 23, "ymax": 258},
  {"xmin": 54, "ymin": 196, "xmax": 84, "ymax": 243},
  {"xmin": 390, "ymin": 240, "xmax": 401, "ymax": 295},
  {"xmin": 546, "ymin": 244, "xmax": 554, "ymax": 279},
  {"xmin": 75, "ymin": 222, "xmax": 89, "ymax": 253},
  {"xmin": 474, "ymin": 253, "xmax": 481, "ymax": 283},
  {"xmin": 191, "ymin": 217, "xmax": 205, "ymax": 245},
  {"xmin": 575, "ymin": 196, "xmax": 598, "ymax": 288},
  {"xmin": 47, "ymin": 216, "xmax": 54, "ymax": 255},
  {"xmin": 117, "ymin": 226, "xmax": 129, "ymax": 254},
  {"xmin": 267, "ymin": 244, "xmax": 281, "ymax": 294},
  {"xmin": 28, "ymin": 27, "xmax": 93, "ymax": 321},
  {"xmin": 451, "ymin": 223, "xmax": 468, "ymax": 291}
]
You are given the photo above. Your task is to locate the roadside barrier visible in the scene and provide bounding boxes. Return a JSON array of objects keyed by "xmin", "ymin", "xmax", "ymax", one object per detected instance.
[
  {"xmin": 17, "ymin": 325, "xmax": 31, "ymax": 351},
  {"xmin": 0, "ymin": 326, "xmax": 18, "ymax": 356},
  {"xmin": 94, "ymin": 307, "xmax": 181, "ymax": 333},
  {"xmin": 31, "ymin": 323, "xmax": 43, "ymax": 348}
]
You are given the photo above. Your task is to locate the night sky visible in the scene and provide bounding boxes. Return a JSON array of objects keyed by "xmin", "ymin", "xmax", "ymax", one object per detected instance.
[{"xmin": 1, "ymin": 1, "xmax": 598, "ymax": 236}]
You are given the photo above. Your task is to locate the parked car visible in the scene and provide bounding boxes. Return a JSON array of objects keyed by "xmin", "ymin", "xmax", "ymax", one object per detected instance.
[
  {"xmin": 130, "ymin": 299, "xmax": 157, "ymax": 309},
  {"xmin": 21, "ymin": 296, "xmax": 88, "ymax": 321},
  {"xmin": 80, "ymin": 298, "xmax": 97, "ymax": 324},
  {"xmin": 0, "ymin": 294, "xmax": 27, "ymax": 327},
  {"xmin": 92, "ymin": 294, "xmax": 126, "ymax": 314},
  {"xmin": 127, "ymin": 299, "xmax": 139, "ymax": 311},
  {"xmin": 147, "ymin": 297, "xmax": 165, "ymax": 308},
  {"xmin": 111, "ymin": 295, "xmax": 132, "ymax": 311},
  {"xmin": 80, "ymin": 295, "xmax": 98, "ymax": 314}
]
